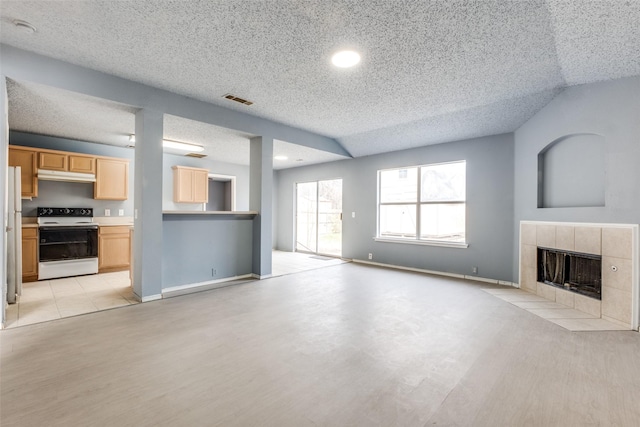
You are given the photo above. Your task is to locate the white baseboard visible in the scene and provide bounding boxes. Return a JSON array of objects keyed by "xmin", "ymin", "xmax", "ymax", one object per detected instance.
[
  {"xmin": 141, "ymin": 294, "xmax": 162, "ymax": 302},
  {"xmin": 352, "ymin": 259, "xmax": 513, "ymax": 287},
  {"xmin": 353, "ymin": 259, "xmax": 466, "ymax": 279},
  {"xmin": 252, "ymin": 273, "xmax": 272, "ymax": 279},
  {"xmin": 162, "ymin": 274, "xmax": 254, "ymax": 297}
]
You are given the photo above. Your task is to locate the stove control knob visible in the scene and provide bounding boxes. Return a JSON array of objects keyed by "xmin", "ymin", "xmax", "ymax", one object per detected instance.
[
  {"xmin": 63, "ymin": 208, "xmax": 71, "ymax": 214},
  {"xmin": 47, "ymin": 208, "xmax": 53, "ymax": 215}
]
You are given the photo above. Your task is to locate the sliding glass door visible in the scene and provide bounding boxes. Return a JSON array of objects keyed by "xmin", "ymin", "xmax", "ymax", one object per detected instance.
[{"xmin": 296, "ymin": 179, "xmax": 342, "ymax": 257}]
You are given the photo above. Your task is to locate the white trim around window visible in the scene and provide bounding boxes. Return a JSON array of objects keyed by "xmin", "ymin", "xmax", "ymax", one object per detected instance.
[{"xmin": 377, "ymin": 160, "xmax": 467, "ymax": 246}]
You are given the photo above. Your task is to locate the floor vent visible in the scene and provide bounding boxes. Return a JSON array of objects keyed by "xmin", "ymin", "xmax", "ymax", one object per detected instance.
[
  {"xmin": 223, "ymin": 94, "xmax": 253, "ymax": 106},
  {"xmin": 185, "ymin": 153, "xmax": 207, "ymax": 158}
]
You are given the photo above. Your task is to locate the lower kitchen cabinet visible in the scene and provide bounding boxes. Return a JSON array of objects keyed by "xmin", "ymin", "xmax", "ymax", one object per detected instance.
[
  {"xmin": 22, "ymin": 227, "xmax": 38, "ymax": 283},
  {"xmin": 98, "ymin": 226, "xmax": 131, "ymax": 273}
]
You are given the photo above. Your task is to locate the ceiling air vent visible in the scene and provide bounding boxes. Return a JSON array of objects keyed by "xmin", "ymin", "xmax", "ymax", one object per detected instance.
[
  {"xmin": 185, "ymin": 153, "xmax": 207, "ymax": 158},
  {"xmin": 223, "ymin": 94, "xmax": 253, "ymax": 106}
]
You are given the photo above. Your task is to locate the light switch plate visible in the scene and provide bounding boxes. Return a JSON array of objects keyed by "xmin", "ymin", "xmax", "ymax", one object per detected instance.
[
  {"xmin": 118, "ymin": 209, "xmax": 124, "ymax": 216},
  {"xmin": 105, "ymin": 209, "xmax": 111, "ymax": 217},
  {"xmin": 352, "ymin": 212, "xmax": 356, "ymax": 218}
]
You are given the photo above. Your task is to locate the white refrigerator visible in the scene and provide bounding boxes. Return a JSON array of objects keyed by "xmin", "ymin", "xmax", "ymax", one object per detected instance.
[{"xmin": 6, "ymin": 166, "xmax": 22, "ymax": 304}]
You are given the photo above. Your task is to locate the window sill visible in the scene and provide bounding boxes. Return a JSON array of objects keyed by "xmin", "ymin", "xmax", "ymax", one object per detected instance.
[{"xmin": 374, "ymin": 237, "xmax": 469, "ymax": 249}]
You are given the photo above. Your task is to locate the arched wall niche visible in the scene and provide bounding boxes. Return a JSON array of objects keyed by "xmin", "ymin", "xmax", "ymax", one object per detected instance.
[{"xmin": 537, "ymin": 133, "xmax": 605, "ymax": 208}]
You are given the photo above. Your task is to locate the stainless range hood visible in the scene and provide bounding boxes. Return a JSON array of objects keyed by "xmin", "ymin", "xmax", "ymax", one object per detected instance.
[{"xmin": 37, "ymin": 169, "xmax": 96, "ymax": 183}]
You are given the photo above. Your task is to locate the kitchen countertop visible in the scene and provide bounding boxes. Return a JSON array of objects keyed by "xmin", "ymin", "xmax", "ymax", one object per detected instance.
[
  {"xmin": 93, "ymin": 216, "xmax": 134, "ymax": 226},
  {"xmin": 163, "ymin": 210, "xmax": 258, "ymax": 217},
  {"xmin": 21, "ymin": 217, "xmax": 134, "ymax": 227}
]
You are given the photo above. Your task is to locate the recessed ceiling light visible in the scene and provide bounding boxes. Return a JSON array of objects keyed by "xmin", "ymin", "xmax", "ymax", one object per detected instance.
[
  {"xmin": 13, "ymin": 19, "xmax": 37, "ymax": 34},
  {"xmin": 274, "ymin": 155, "xmax": 288, "ymax": 161},
  {"xmin": 331, "ymin": 50, "xmax": 360, "ymax": 68}
]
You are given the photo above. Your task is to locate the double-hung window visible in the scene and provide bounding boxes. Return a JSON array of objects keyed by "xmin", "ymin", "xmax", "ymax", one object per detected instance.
[{"xmin": 377, "ymin": 161, "xmax": 466, "ymax": 245}]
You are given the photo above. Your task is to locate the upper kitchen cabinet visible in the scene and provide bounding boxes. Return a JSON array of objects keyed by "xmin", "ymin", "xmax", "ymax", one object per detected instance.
[
  {"xmin": 173, "ymin": 165, "xmax": 209, "ymax": 203},
  {"xmin": 69, "ymin": 155, "xmax": 96, "ymax": 174},
  {"xmin": 9, "ymin": 144, "xmax": 129, "ymax": 200},
  {"xmin": 8, "ymin": 146, "xmax": 37, "ymax": 198},
  {"xmin": 95, "ymin": 158, "xmax": 129, "ymax": 200},
  {"xmin": 39, "ymin": 151, "xmax": 96, "ymax": 173},
  {"xmin": 39, "ymin": 152, "xmax": 67, "ymax": 171}
]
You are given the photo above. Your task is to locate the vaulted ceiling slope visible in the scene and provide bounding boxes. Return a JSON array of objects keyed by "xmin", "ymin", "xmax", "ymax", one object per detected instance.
[{"xmin": 1, "ymin": 1, "xmax": 639, "ymax": 157}]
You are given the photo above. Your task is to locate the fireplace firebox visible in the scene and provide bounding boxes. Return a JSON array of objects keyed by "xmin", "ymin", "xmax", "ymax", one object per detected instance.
[{"xmin": 537, "ymin": 247, "xmax": 602, "ymax": 300}]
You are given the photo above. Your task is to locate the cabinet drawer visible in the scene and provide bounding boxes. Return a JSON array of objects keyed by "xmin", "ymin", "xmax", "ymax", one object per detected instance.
[
  {"xmin": 99, "ymin": 226, "xmax": 131, "ymax": 235},
  {"xmin": 22, "ymin": 227, "xmax": 38, "ymax": 238}
]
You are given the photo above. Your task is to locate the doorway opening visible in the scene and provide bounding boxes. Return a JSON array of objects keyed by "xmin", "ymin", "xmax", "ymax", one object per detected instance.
[
  {"xmin": 205, "ymin": 174, "xmax": 236, "ymax": 211},
  {"xmin": 296, "ymin": 179, "xmax": 342, "ymax": 257}
]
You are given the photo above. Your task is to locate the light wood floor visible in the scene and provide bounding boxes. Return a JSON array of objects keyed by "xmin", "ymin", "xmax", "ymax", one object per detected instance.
[{"xmin": 2, "ymin": 263, "xmax": 640, "ymax": 426}]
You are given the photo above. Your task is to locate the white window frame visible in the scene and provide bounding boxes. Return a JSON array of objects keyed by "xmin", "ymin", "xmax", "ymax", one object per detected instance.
[{"xmin": 375, "ymin": 161, "xmax": 468, "ymax": 248}]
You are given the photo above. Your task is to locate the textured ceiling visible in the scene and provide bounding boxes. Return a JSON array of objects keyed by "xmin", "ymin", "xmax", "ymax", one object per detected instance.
[
  {"xmin": 7, "ymin": 79, "xmax": 347, "ymax": 169},
  {"xmin": 1, "ymin": 0, "xmax": 639, "ymax": 158}
]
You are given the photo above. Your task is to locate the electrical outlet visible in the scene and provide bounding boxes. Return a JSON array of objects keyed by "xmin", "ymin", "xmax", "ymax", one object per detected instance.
[
  {"xmin": 368, "ymin": 253, "xmax": 373, "ymax": 260},
  {"xmin": 104, "ymin": 209, "xmax": 110, "ymax": 217},
  {"xmin": 118, "ymin": 209, "xmax": 124, "ymax": 216},
  {"xmin": 212, "ymin": 268, "xmax": 217, "ymax": 276},
  {"xmin": 472, "ymin": 266, "xmax": 478, "ymax": 274},
  {"xmin": 352, "ymin": 212, "xmax": 356, "ymax": 218}
]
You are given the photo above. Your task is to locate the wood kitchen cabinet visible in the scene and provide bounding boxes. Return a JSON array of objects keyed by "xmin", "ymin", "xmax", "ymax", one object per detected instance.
[
  {"xmin": 172, "ymin": 165, "xmax": 209, "ymax": 203},
  {"xmin": 39, "ymin": 152, "xmax": 68, "ymax": 171},
  {"xmin": 69, "ymin": 155, "xmax": 96, "ymax": 173},
  {"xmin": 8, "ymin": 146, "xmax": 38, "ymax": 198},
  {"xmin": 95, "ymin": 158, "xmax": 129, "ymax": 200},
  {"xmin": 22, "ymin": 227, "xmax": 38, "ymax": 283},
  {"xmin": 9, "ymin": 145, "xmax": 128, "ymax": 200},
  {"xmin": 98, "ymin": 226, "xmax": 131, "ymax": 273},
  {"xmin": 39, "ymin": 151, "xmax": 96, "ymax": 173}
]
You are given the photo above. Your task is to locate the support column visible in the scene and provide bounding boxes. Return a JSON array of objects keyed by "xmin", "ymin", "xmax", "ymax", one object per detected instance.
[
  {"xmin": 250, "ymin": 136, "xmax": 273, "ymax": 277},
  {"xmin": 133, "ymin": 109, "xmax": 163, "ymax": 300}
]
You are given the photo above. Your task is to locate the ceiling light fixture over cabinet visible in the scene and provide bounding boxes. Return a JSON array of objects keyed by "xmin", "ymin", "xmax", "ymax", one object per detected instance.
[{"xmin": 128, "ymin": 135, "xmax": 205, "ymax": 152}]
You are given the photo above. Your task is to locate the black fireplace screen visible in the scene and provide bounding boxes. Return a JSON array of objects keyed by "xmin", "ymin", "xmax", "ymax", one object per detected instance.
[{"xmin": 537, "ymin": 247, "xmax": 601, "ymax": 300}]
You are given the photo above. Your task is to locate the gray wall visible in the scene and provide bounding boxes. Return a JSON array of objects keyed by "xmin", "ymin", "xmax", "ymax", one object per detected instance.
[
  {"xmin": 207, "ymin": 181, "xmax": 227, "ymax": 211},
  {"xmin": 162, "ymin": 153, "xmax": 250, "ymax": 212},
  {"xmin": 276, "ymin": 133, "xmax": 515, "ymax": 282},
  {"xmin": 9, "ymin": 131, "xmax": 135, "ymax": 217},
  {"xmin": 513, "ymin": 76, "xmax": 640, "ymax": 279},
  {"xmin": 162, "ymin": 215, "xmax": 253, "ymax": 288},
  {"xmin": 1, "ymin": 45, "xmax": 346, "ymax": 294},
  {"xmin": 539, "ymin": 133, "xmax": 605, "ymax": 208}
]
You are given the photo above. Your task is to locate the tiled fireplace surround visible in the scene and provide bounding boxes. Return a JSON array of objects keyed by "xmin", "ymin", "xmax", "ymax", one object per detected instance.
[{"xmin": 519, "ymin": 222, "xmax": 639, "ymax": 330}]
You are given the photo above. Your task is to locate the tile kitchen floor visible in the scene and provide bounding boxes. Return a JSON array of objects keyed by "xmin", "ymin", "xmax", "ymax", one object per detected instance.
[{"xmin": 4, "ymin": 271, "xmax": 138, "ymax": 328}]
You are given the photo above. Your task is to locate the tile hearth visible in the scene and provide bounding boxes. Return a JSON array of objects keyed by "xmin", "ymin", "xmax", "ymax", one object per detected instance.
[{"xmin": 484, "ymin": 288, "xmax": 628, "ymax": 331}]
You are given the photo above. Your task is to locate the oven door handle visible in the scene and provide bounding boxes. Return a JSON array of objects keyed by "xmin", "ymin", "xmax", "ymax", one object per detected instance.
[{"xmin": 39, "ymin": 225, "xmax": 99, "ymax": 232}]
